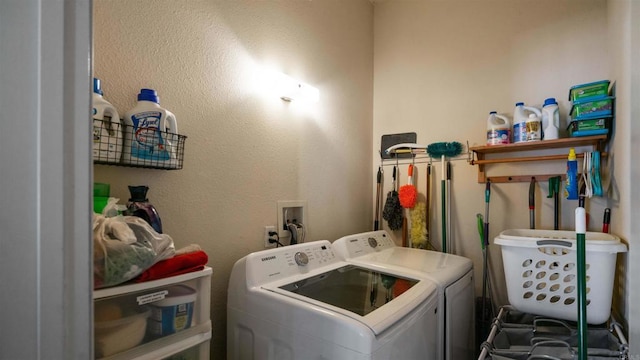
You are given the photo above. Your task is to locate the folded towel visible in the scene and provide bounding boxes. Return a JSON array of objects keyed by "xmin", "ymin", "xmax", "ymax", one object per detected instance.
[{"xmin": 133, "ymin": 250, "xmax": 208, "ymax": 282}]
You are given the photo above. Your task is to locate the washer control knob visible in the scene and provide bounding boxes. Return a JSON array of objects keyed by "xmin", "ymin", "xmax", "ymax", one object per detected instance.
[
  {"xmin": 294, "ymin": 252, "xmax": 309, "ymax": 266},
  {"xmin": 367, "ymin": 237, "xmax": 378, "ymax": 248}
]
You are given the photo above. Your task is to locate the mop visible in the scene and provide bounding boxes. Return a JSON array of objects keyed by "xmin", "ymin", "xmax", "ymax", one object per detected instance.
[{"xmin": 426, "ymin": 141, "xmax": 462, "ymax": 253}]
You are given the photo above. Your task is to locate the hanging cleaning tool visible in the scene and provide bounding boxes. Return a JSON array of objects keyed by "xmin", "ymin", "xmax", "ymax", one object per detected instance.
[
  {"xmin": 602, "ymin": 208, "xmax": 611, "ymax": 233},
  {"xmin": 440, "ymin": 156, "xmax": 446, "ymax": 252},
  {"xmin": 425, "ymin": 163, "xmax": 432, "ymax": 249},
  {"xmin": 483, "ymin": 179, "xmax": 491, "ymax": 250},
  {"xmin": 426, "ymin": 141, "xmax": 463, "ymax": 253},
  {"xmin": 575, "ymin": 205, "xmax": 588, "ymax": 360},
  {"xmin": 476, "ymin": 213, "xmax": 491, "ymax": 344},
  {"xmin": 592, "ymin": 151, "xmax": 603, "ymax": 196},
  {"xmin": 399, "ymin": 163, "xmax": 417, "ymax": 248},
  {"xmin": 382, "ymin": 166, "xmax": 403, "ymax": 230},
  {"xmin": 547, "ymin": 176, "xmax": 561, "ymax": 230},
  {"xmin": 410, "ymin": 202, "xmax": 427, "ymax": 248},
  {"xmin": 477, "ymin": 179, "xmax": 493, "ymax": 341},
  {"xmin": 446, "ymin": 161, "xmax": 453, "ymax": 253},
  {"xmin": 398, "ymin": 164, "xmax": 418, "ymax": 209},
  {"xmin": 529, "ymin": 177, "xmax": 536, "ymax": 229},
  {"xmin": 399, "ymin": 164, "xmax": 417, "ymax": 208},
  {"xmin": 374, "ymin": 167, "xmax": 383, "ymax": 230}
]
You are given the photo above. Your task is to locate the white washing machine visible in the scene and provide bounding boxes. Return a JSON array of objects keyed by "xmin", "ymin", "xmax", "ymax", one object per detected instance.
[
  {"xmin": 332, "ymin": 230, "xmax": 475, "ymax": 360},
  {"xmin": 227, "ymin": 240, "xmax": 439, "ymax": 360}
]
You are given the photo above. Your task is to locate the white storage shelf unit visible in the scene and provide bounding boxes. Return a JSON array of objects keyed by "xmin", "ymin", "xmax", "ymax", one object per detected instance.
[{"xmin": 93, "ymin": 267, "xmax": 212, "ymax": 360}]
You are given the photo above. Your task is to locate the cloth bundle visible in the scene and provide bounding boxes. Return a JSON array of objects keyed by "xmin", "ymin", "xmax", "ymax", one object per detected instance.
[{"xmin": 134, "ymin": 244, "xmax": 208, "ymax": 282}]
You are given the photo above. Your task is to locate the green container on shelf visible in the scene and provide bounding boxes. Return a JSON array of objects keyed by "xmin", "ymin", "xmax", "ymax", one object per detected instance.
[
  {"xmin": 570, "ymin": 96, "xmax": 614, "ymax": 120},
  {"xmin": 568, "ymin": 80, "xmax": 610, "ymax": 102},
  {"xmin": 567, "ymin": 117, "xmax": 611, "ymax": 137},
  {"xmin": 94, "ymin": 182, "xmax": 110, "ymax": 197}
]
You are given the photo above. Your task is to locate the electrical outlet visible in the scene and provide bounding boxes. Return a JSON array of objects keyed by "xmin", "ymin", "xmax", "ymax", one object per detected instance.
[{"xmin": 264, "ymin": 225, "xmax": 277, "ymax": 248}]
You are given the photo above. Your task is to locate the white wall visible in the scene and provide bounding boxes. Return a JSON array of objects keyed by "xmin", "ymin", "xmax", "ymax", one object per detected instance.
[
  {"xmin": 373, "ymin": 0, "xmax": 630, "ymax": 324},
  {"xmin": 93, "ymin": 1, "xmax": 373, "ymax": 357},
  {"xmin": 608, "ymin": 0, "xmax": 640, "ymax": 355}
]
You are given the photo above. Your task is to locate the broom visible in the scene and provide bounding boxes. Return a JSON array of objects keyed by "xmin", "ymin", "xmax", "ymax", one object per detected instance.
[{"xmin": 426, "ymin": 142, "xmax": 463, "ymax": 253}]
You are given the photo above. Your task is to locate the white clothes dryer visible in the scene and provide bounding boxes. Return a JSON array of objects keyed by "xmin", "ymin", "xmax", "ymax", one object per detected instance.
[
  {"xmin": 333, "ymin": 230, "xmax": 475, "ymax": 360},
  {"xmin": 227, "ymin": 240, "xmax": 439, "ymax": 360}
]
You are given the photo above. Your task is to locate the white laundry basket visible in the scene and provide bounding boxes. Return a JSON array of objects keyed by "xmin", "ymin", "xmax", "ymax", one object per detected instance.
[{"xmin": 495, "ymin": 229, "xmax": 627, "ymax": 324}]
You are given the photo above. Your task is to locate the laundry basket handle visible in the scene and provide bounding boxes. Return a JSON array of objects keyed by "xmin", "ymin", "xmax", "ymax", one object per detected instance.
[
  {"xmin": 533, "ymin": 318, "xmax": 573, "ymax": 334},
  {"xmin": 536, "ymin": 240, "xmax": 572, "ymax": 248},
  {"xmin": 528, "ymin": 340, "xmax": 574, "ymax": 359}
]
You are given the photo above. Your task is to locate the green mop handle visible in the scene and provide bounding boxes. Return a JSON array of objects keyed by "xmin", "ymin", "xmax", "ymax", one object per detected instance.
[
  {"xmin": 575, "ymin": 206, "xmax": 587, "ymax": 360},
  {"xmin": 484, "ymin": 180, "xmax": 491, "ymax": 247},
  {"xmin": 441, "ymin": 155, "xmax": 447, "ymax": 253}
]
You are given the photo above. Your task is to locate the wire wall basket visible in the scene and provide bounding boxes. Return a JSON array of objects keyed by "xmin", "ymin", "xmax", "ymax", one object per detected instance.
[{"xmin": 93, "ymin": 118, "xmax": 186, "ymax": 170}]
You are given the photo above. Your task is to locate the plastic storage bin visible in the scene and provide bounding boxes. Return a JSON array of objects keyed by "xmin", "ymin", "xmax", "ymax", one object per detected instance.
[
  {"xmin": 568, "ymin": 80, "xmax": 610, "ymax": 102},
  {"xmin": 148, "ymin": 285, "xmax": 197, "ymax": 337},
  {"xmin": 94, "ymin": 299, "xmax": 151, "ymax": 358},
  {"xmin": 494, "ymin": 229, "xmax": 626, "ymax": 324},
  {"xmin": 567, "ymin": 117, "xmax": 611, "ymax": 137},
  {"xmin": 93, "ymin": 267, "xmax": 212, "ymax": 359},
  {"xmin": 569, "ymin": 97, "xmax": 614, "ymax": 120}
]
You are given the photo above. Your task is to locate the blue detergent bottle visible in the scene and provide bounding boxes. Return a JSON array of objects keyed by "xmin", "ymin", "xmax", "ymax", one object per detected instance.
[
  {"xmin": 126, "ymin": 185, "xmax": 163, "ymax": 233},
  {"xmin": 564, "ymin": 148, "xmax": 579, "ymax": 200},
  {"xmin": 123, "ymin": 88, "xmax": 179, "ymax": 168}
]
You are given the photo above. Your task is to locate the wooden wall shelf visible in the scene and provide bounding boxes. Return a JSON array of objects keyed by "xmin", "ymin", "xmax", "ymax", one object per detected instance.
[{"xmin": 469, "ymin": 135, "xmax": 608, "ymax": 183}]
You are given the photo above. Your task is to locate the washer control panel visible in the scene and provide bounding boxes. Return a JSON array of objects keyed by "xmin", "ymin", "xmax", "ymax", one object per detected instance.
[
  {"xmin": 246, "ymin": 240, "xmax": 338, "ymax": 285},
  {"xmin": 294, "ymin": 252, "xmax": 309, "ymax": 266},
  {"xmin": 332, "ymin": 230, "xmax": 396, "ymax": 258}
]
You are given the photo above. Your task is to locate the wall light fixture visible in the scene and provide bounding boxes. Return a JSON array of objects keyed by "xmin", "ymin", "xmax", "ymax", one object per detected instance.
[{"xmin": 278, "ymin": 73, "xmax": 319, "ymax": 103}]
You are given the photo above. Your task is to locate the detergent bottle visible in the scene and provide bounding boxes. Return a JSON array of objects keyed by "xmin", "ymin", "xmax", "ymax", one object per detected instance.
[
  {"xmin": 486, "ymin": 111, "xmax": 511, "ymax": 145},
  {"xmin": 564, "ymin": 148, "xmax": 579, "ymax": 200},
  {"xmin": 513, "ymin": 103, "xmax": 542, "ymax": 143},
  {"xmin": 92, "ymin": 78, "xmax": 122, "ymax": 163},
  {"xmin": 123, "ymin": 89, "xmax": 179, "ymax": 167},
  {"xmin": 541, "ymin": 98, "xmax": 560, "ymax": 140},
  {"xmin": 126, "ymin": 185, "xmax": 163, "ymax": 233}
]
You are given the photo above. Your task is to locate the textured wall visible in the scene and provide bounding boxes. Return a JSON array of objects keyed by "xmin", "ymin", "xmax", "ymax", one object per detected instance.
[{"xmin": 93, "ymin": 1, "xmax": 373, "ymax": 357}]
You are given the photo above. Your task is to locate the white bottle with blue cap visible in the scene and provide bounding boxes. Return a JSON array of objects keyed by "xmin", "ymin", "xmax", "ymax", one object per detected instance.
[
  {"xmin": 542, "ymin": 97, "xmax": 560, "ymax": 140},
  {"xmin": 123, "ymin": 89, "xmax": 178, "ymax": 167},
  {"xmin": 92, "ymin": 78, "xmax": 122, "ymax": 163}
]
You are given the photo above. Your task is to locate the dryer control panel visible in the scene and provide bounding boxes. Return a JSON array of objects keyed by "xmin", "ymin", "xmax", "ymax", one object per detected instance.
[
  {"xmin": 332, "ymin": 230, "xmax": 396, "ymax": 258},
  {"xmin": 245, "ymin": 240, "xmax": 340, "ymax": 286}
]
